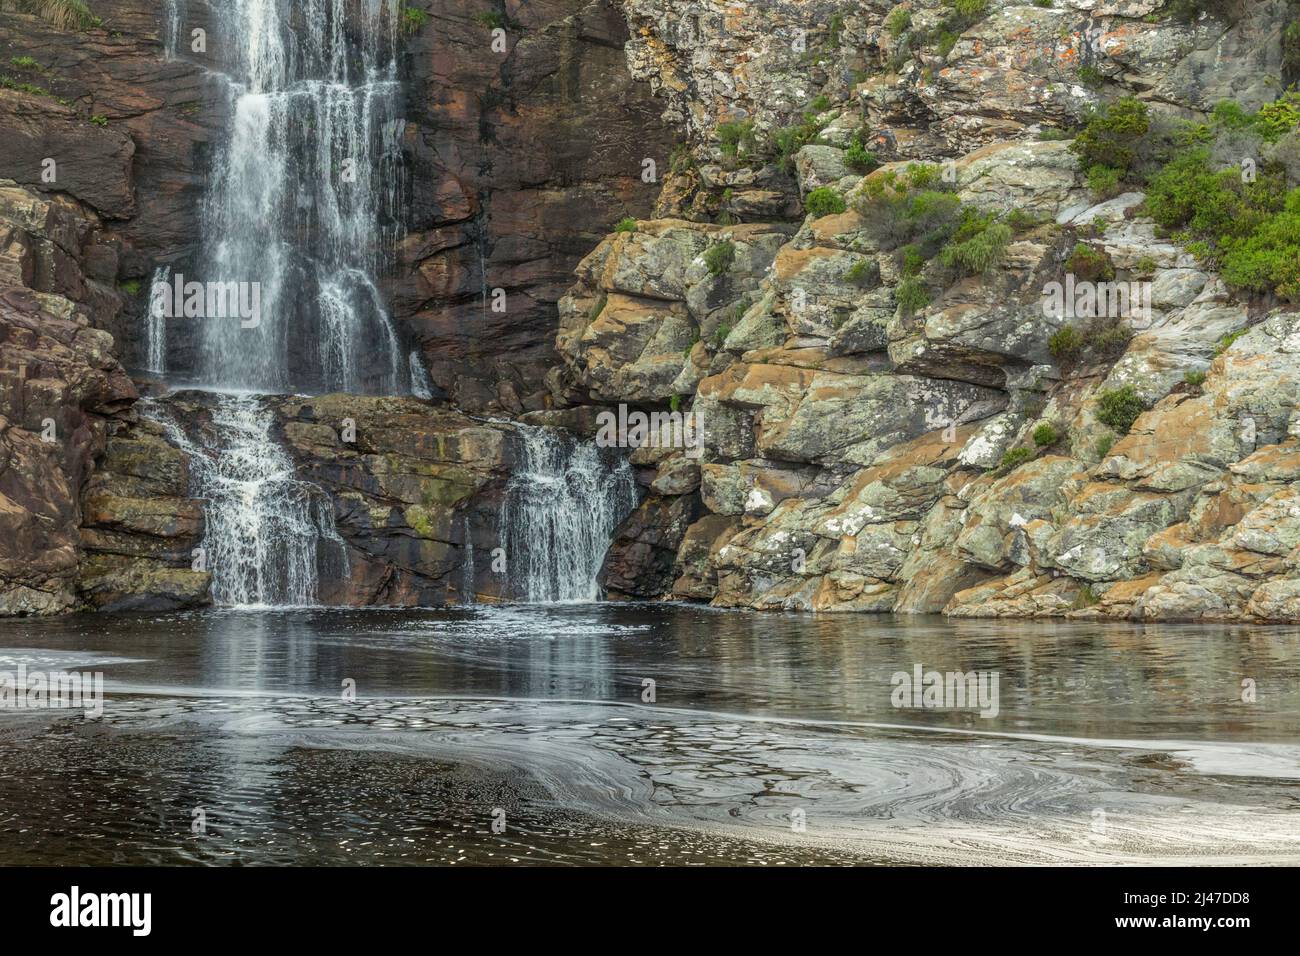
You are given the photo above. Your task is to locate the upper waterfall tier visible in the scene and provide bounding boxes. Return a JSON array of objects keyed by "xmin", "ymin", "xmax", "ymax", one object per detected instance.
[{"xmin": 188, "ymin": 0, "xmax": 409, "ymax": 394}]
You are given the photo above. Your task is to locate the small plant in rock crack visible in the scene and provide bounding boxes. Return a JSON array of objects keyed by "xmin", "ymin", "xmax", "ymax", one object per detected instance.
[
  {"xmin": 1032, "ymin": 422, "xmax": 1060, "ymax": 447},
  {"xmin": 402, "ymin": 6, "xmax": 430, "ymax": 32},
  {"xmin": 614, "ymin": 217, "xmax": 637, "ymax": 233},
  {"xmin": 703, "ymin": 240, "xmax": 736, "ymax": 277},
  {"xmin": 996, "ymin": 446, "xmax": 1034, "ymax": 474}
]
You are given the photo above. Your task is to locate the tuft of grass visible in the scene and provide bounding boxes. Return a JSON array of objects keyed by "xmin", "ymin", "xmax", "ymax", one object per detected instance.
[
  {"xmin": 885, "ymin": 6, "xmax": 912, "ymax": 37},
  {"xmin": 1095, "ymin": 433, "xmax": 1116, "ymax": 459},
  {"xmin": 939, "ymin": 213, "xmax": 1011, "ymax": 275},
  {"xmin": 1214, "ymin": 328, "xmax": 1248, "ymax": 355},
  {"xmin": 614, "ymin": 217, "xmax": 637, "ymax": 234},
  {"xmin": 118, "ymin": 278, "xmax": 141, "ymax": 295},
  {"xmin": 1183, "ymin": 369, "xmax": 1207, "ymax": 387},
  {"xmin": 895, "ymin": 275, "xmax": 930, "ymax": 316},
  {"xmin": 1065, "ymin": 242, "xmax": 1115, "ymax": 282},
  {"xmin": 15, "ymin": 0, "xmax": 100, "ymax": 30},
  {"xmin": 716, "ymin": 119, "xmax": 757, "ymax": 160},
  {"xmin": 90, "ymin": 114, "xmax": 108, "ymax": 127}
]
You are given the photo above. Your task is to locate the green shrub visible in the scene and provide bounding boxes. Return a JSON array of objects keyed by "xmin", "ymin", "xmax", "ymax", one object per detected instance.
[
  {"xmin": 669, "ymin": 393, "xmax": 683, "ymax": 412},
  {"xmin": 885, "ymin": 6, "xmax": 912, "ymax": 36},
  {"xmin": 472, "ymin": 10, "xmax": 503, "ymax": 30},
  {"xmin": 1077, "ymin": 65, "xmax": 1106, "ymax": 89},
  {"xmin": 614, "ymin": 217, "xmax": 637, "ymax": 233},
  {"xmin": 1183, "ymin": 369, "xmax": 1207, "ymax": 387},
  {"xmin": 1071, "ymin": 96, "xmax": 1149, "ymax": 174},
  {"xmin": 1036, "ymin": 127, "xmax": 1068, "ymax": 141},
  {"xmin": 9, "ymin": 56, "xmax": 39, "ymax": 70},
  {"xmin": 1095, "ymin": 433, "xmax": 1116, "ymax": 459},
  {"xmin": 118, "ymin": 278, "xmax": 141, "ymax": 295},
  {"xmin": 1095, "ymin": 385, "xmax": 1145, "ymax": 434},
  {"xmin": 1065, "ymin": 242, "xmax": 1115, "ymax": 281},
  {"xmin": 854, "ymin": 167, "xmax": 962, "ymax": 254},
  {"xmin": 805, "ymin": 186, "xmax": 847, "ymax": 218},
  {"xmin": 997, "ymin": 446, "xmax": 1034, "ymax": 473},
  {"xmin": 895, "ymin": 275, "xmax": 930, "ymax": 315},
  {"xmin": 844, "ymin": 137, "xmax": 879, "ymax": 173},
  {"xmin": 936, "ymin": 30, "xmax": 959, "ymax": 57},
  {"xmin": 1048, "ymin": 325, "xmax": 1083, "ymax": 361},
  {"xmin": 1032, "ymin": 422, "xmax": 1060, "ymax": 447},
  {"xmin": 1086, "ymin": 315, "xmax": 1133, "ymax": 358},
  {"xmin": 704, "ymin": 240, "xmax": 736, "ymax": 277},
  {"xmin": 771, "ymin": 116, "xmax": 827, "ymax": 171},
  {"xmin": 713, "ymin": 322, "xmax": 733, "ymax": 346},
  {"xmin": 1086, "ymin": 163, "xmax": 1123, "ymax": 198},
  {"xmin": 1254, "ymin": 92, "xmax": 1300, "ymax": 141},
  {"xmin": 90, "ymin": 114, "xmax": 108, "ymax": 127},
  {"xmin": 404, "ymin": 6, "xmax": 431, "ymax": 32},
  {"xmin": 952, "ymin": 0, "xmax": 989, "ymax": 16}
]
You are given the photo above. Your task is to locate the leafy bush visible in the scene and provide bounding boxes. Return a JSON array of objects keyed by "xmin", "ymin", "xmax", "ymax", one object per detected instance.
[
  {"xmin": 10, "ymin": 56, "xmax": 39, "ymax": 70},
  {"xmin": 704, "ymin": 240, "xmax": 736, "ymax": 277},
  {"xmin": 805, "ymin": 186, "xmax": 847, "ymax": 218},
  {"xmin": 854, "ymin": 165, "xmax": 963, "ymax": 254},
  {"xmin": 952, "ymin": 0, "xmax": 989, "ymax": 16},
  {"xmin": 614, "ymin": 217, "xmax": 637, "ymax": 233},
  {"xmin": 844, "ymin": 135, "xmax": 879, "ymax": 173},
  {"xmin": 1065, "ymin": 242, "xmax": 1115, "ymax": 281},
  {"xmin": 1095, "ymin": 385, "xmax": 1145, "ymax": 434},
  {"xmin": 1086, "ymin": 163, "xmax": 1123, "ymax": 198},
  {"xmin": 1071, "ymin": 97, "xmax": 1150, "ymax": 175},
  {"xmin": 1032, "ymin": 423, "xmax": 1060, "ymax": 447},
  {"xmin": 404, "ymin": 6, "xmax": 431, "ymax": 32},
  {"xmin": 90, "ymin": 114, "xmax": 107, "ymax": 127},
  {"xmin": 1048, "ymin": 325, "xmax": 1084, "ymax": 361},
  {"xmin": 1086, "ymin": 315, "xmax": 1133, "ymax": 358}
]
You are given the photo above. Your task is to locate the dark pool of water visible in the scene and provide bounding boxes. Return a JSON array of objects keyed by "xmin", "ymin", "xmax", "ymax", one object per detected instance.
[{"xmin": 1, "ymin": 605, "xmax": 1297, "ymax": 865}]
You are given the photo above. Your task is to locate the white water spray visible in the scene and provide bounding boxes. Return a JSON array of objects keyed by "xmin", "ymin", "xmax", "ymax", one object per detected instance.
[
  {"xmin": 500, "ymin": 427, "xmax": 638, "ymax": 603},
  {"xmin": 146, "ymin": 395, "xmax": 348, "ymax": 607}
]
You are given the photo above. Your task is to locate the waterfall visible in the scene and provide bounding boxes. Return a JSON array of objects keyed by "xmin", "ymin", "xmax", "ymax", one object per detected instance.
[
  {"xmin": 192, "ymin": 0, "xmax": 407, "ymax": 394},
  {"xmin": 144, "ymin": 265, "xmax": 168, "ymax": 375},
  {"xmin": 146, "ymin": 395, "xmax": 348, "ymax": 607},
  {"xmin": 460, "ymin": 515, "xmax": 475, "ymax": 604},
  {"xmin": 500, "ymin": 427, "xmax": 639, "ymax": 603}
]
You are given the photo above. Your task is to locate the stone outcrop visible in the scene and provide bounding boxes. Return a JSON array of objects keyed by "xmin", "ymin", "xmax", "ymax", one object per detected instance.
[
  {"xmin": 0, "ymin": 180, "xmax": 136, "ymax": 614},
  {"xmin": 548, "ymin": 0, "xmax": 1300, "ymax": 622}
]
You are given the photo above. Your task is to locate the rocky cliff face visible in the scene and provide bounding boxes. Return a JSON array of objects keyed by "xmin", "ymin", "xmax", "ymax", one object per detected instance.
[
  {"xmin": 553, "ymin": 0, "xmax": 1300, "ymax": 622},
  {"xmin": 2, "ymin": 0, "xmax": 1298, "ymax": 622}
]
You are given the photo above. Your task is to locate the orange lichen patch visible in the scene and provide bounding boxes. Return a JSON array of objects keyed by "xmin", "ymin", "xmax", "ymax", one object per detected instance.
[{"xmin": 810, "ymin": 210, "xmax": 863, "ymax": 244}]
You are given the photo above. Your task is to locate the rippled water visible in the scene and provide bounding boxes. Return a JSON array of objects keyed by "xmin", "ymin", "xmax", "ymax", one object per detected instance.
[{"xmin": 1, "ymin": 606, "xmax": 1297, "ymax": 865}]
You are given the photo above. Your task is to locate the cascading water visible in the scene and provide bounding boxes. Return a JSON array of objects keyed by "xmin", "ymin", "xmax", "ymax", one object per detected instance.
[
  {"xmin": 144, "ymin": 265, "xmax": 168, "ymax": 375},
  {"xmin": 145, "ymin": 2, "xmax": 414, "ymax": 607},
  {"xmin": 500, "ymin": 427, "xmax": 639, "ymax": 603},
  {"xmin": 146, "ymin": 395, "xmax": 348, "ymax": 607},
  {"xmin": 188, "ymin": 0, "xmax": 407, "ymax": 393}
]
